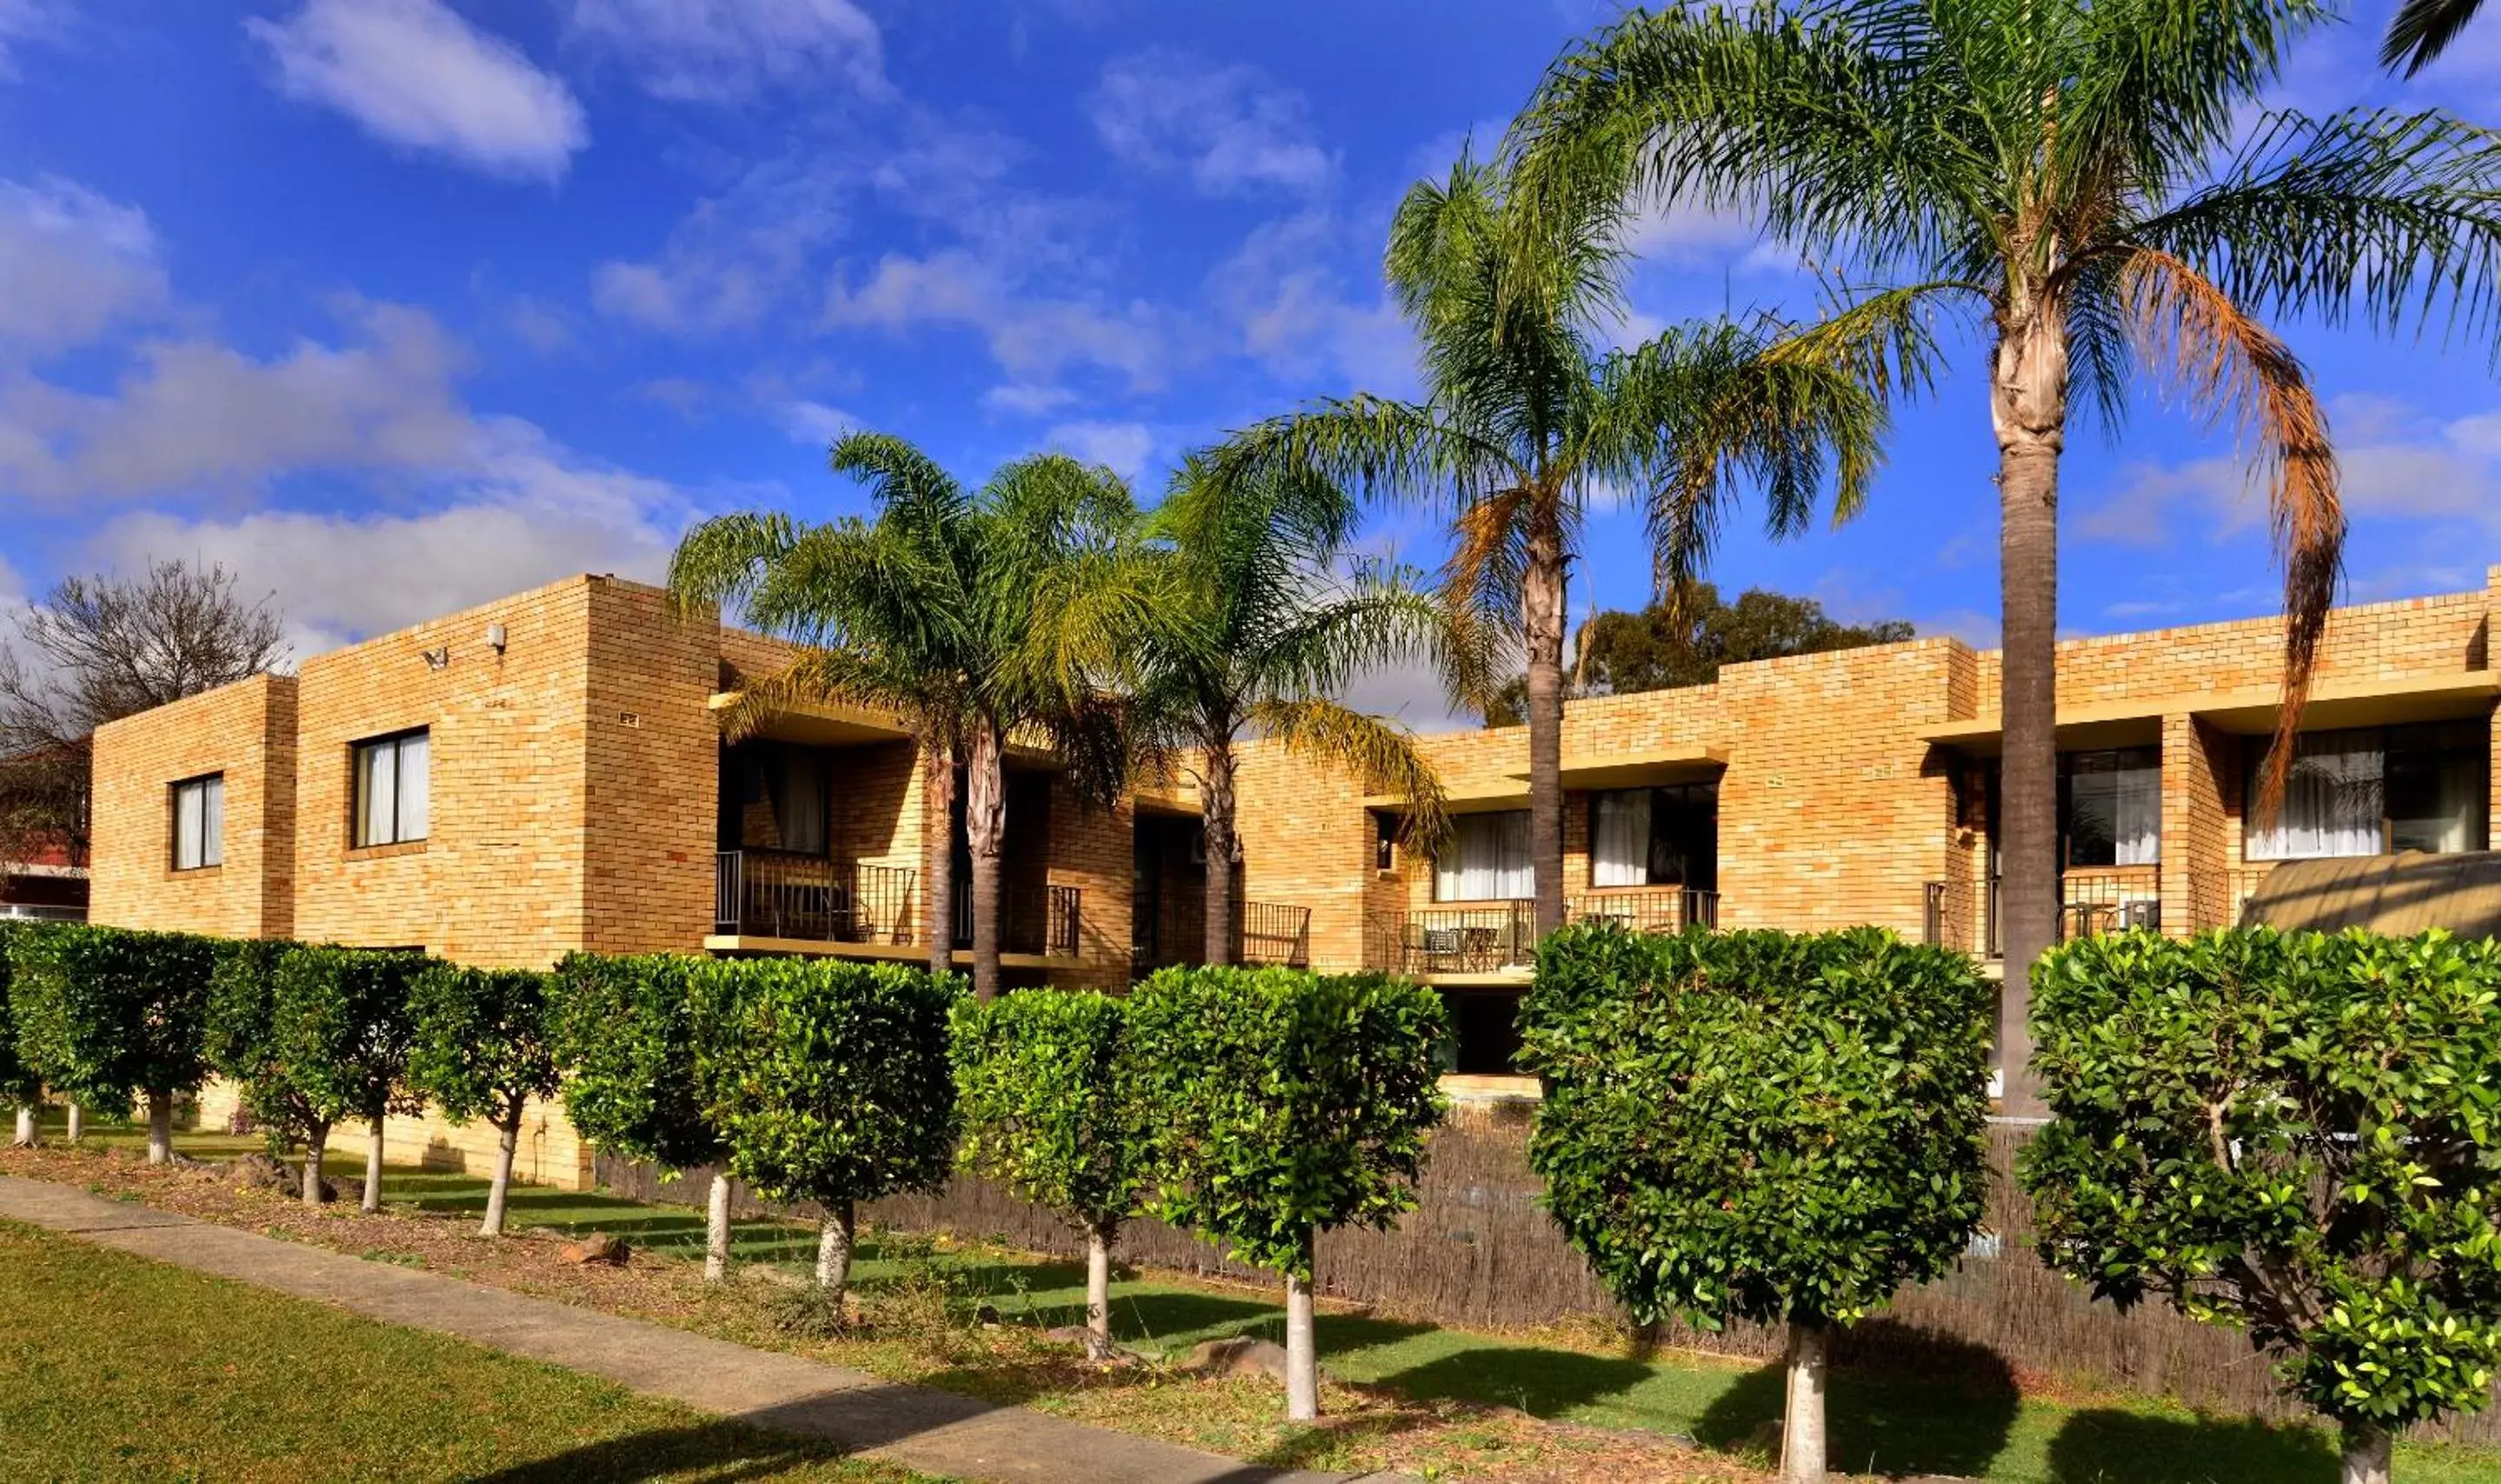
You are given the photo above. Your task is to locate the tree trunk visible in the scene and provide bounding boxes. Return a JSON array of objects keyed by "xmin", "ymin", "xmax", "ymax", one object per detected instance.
[
  {"xmin": 302, "ymin": 1123, "xmax": 329, "ymax": 1206},
  {"xmin": 816, "ymin": 1197, "xmax": 855, "ymax": 1301},
  {"xmin": 966, "ymin": 723, "xmax": 1006, "ymax": 1003},
  {"xmin": 1989, "ymin": 294, "xmax": 2069, "ymax": 1118},
  {"xmin": 362, "ymin": 1105, "xmax": 386, "ymax": 1214},
  {"xmin": 1201, "ymin": 739, "xmax": 1237, "ymax": 967},
  {"xmin": 12, "ymin": 1102, "xmax": 36, "ymax": 1147},
  {"xmin": 65, "ymin": 1101, "xmax": 82, "ymax": 1142},
  {"xmin": 1521, "ymin": 504, "xmax": 1567, "ymax": 936},
  {"xmin": 2342, "ymin": 1421, "xmax": 2392, "ymax": 1484},
  {"xmin": 921, "ymin": 737, "xmax": 957, "ymax": 981},
  {"xmin": 1084, "ymin": 1222, "xmax": 1115, "ymax": 1360},
  {"xmin": 705, "ymin": 1171, "xmax": 733, "ymax": 1283},
  {"xmin": 480, "ymin": 1098, "xmax": 521, "ymax": 1237},
  {"xmin": 1782, "ymin": 1321, "xmax": 1829, "ymax": 1481},
  {"xmin": 145, "ymin": 1088, "xmax": 172, "ymax": 1164},
  {"xmin": 1284, "ymin": 1263, "xmax": 1320, "ymax": 1421}
]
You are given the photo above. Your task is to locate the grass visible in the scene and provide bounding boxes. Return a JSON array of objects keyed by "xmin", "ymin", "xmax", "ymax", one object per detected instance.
[
  {"xmin": 0, "ymin": 1218, "xmax": 928, "ymax": 1483},
  {"xmin": 27, "ymin": 1110, "xmax": 2501, "ymax": 1484}
]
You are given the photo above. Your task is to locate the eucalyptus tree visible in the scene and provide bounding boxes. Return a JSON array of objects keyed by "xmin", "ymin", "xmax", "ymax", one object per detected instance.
[
  {"xmin": 670, "ymin": 435, "xmax": 1132, "ymax": 1002},
  {"xmin": 1511, "ymin": 0, "xmax": 2501, "ymax": 1108},
  {"xmin": 1216, "ymin": 153, "xmax": 1893, "ymax": 936},
  {"xmin": 1122, "ymin": 456, "xmax": 1460, "ymax": 964}
]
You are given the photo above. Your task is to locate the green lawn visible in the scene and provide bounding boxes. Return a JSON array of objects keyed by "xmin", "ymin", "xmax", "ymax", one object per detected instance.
[
  {"xmin": 36, "ymin": 1111, "xmax": 2501, "ymax": 1484},
  {"xmin": 0, "ymin": 1219, "xmax": 931, "ymax": 1483}
]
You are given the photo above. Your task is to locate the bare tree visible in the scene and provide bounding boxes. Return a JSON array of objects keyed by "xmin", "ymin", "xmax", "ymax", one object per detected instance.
[{"xmin": 0, "ymin": 560, "xmax": 288, "ymax": 867}]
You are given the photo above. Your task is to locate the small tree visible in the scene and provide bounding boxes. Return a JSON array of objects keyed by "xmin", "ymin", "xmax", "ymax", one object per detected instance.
[
  {"xmin": 205, "ymin": 937, "xmax": 294, "ymax": 1152},
  {"xmin": 1125, "ymin": 966, "xmax": 1447, "ymax": 1421},
  {"xmin": 2023, "ymin": 928, "xmax": 2501, "ymax": 1484},
  {"xmin": 406, "ymin": 963, "xmax": 560, "ymax": 1237},
  {"xmin": 693, "ymin": 958, "xmax": 958, "ymax": 1308},
  {"xmin": 1520, "ymin": 924, "xmax": 1992, "ymax": 1481},
  {"xmin": 8, "ymin": 924, "xmax": 217, "ymax": 1163},
  {"xmin": 270, "ymin": 947, "xmax": 426, "ymax": 1210},
  {"xmin": 551, "ymin": 953, "xmax": 736, "ymax": 1280},
  {"xmin": 952, "ymin": 988, "xmax": 1153, "ymax": 1356},
  {"xmin": 0, "ymin": 921, "xmax": 39, "ymax": 1146}
]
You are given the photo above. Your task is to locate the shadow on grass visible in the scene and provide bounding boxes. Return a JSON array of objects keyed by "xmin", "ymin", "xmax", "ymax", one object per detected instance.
[
  {"xmin": 464, "ymin": 1421, "xmax": 853, "ymax": 1482},
  {"xmin": 2043, "ymin": 1408, "xmax": 2337, "ymax": 1484},
  {"xmin": 1693, "ymin": 1324, "xmax": 2021, "ymax": 1480},
  {"xmin": 1377, "ymin": 1342, "xmax": 1657, "ymax": 1418}
]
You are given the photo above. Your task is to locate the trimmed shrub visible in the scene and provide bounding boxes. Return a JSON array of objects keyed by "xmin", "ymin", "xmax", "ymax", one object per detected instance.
[
  {"xmin": 693, "ymin": 958, "xmax": 960, "ymax": 1309},
  {"xmin": 264, "ymin": 946, "xmax": 427, "ymax": 1210},
  {"xmin": 1125, "ymin": 965, "xmax": 1447, "ymax": 1419},
  {"xmin": 0, "ymin": 921, "xmax": 39, "ymax": 1145},
  {"xmin": 551, "ymin": 952, "xmax": 736, "ymax": 1279},
  {"xmin": 2023, "ymin": 927, "xmax": 2501, "ymax": 1483},
  {"xmin": 406, "ymin": 963, "xmax": 560, "ymax": 1237},
  {"xmin": 1519, "ymin": 923, "xmax": 1991, "ymax": 1481},
  {"xmin": 7, "ymin": 923, "xmax": 219, "ymax": 1162},
  {"xmin": 953, "ymin": 988, "xmax": 1152, "ymax": 1355}
]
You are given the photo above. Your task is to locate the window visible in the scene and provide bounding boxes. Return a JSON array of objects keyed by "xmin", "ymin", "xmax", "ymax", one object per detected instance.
[
  {"xmin": 2061, "ymin": 748, "xmax": 2161, "ymax": 867},
  {"xmin": 769, "ymin": 747, "xmax": 826, "ymax": 855},
  {"xmin": 2247, "ymin": 722, "xmax": 2488, "ymax": 861},
  {"xmin": 170, "ymin": 774, "xmax": 223, "ymax": 870},
  {"xmin": 1373, "ymin": 812, "xmax": 1397, "ymax": 873},
  {"xmin": 353, "ymin": 729, "xmax": 430, "ymax": 847},
  {"xmin": 1434, "ymin": 810, "xmax": 1533, "ymax": 901},
  {"xmin": 1590, "ymin": 783, "xmax": 1719, "ymax": 888}
]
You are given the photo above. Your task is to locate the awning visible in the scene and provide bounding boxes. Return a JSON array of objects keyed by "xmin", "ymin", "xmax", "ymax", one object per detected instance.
[
  {"xmin": 2247, "ymin": 852, "xmax": 2501, "ymax": 937},
  {"xmin": 1365, "ymin": 742, "xmax": 1728, "ymax": 811}
]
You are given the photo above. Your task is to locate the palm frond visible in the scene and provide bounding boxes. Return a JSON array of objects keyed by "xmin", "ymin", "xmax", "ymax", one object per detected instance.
[
  {"xmin": 1211, "ymin": 396, "xmax": 1523, "ymax": 512},
  {"xmin": 1246, "ymin": 696, "xmax": 1452, "ymax": 854},
  {"xmin": 664, "ymin": 511, "xmax": 798, "ymax": 623},
  {"xmin": 718, "ymin": 647, "xmax": 943, "ymax": 746},
  {"xmin": 2384, "ymin": 0, "xmax": 2485, "ymax": 75}
]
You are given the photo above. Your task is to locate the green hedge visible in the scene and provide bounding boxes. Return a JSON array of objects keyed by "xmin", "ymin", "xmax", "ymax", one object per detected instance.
[
  {"xmin": 265, "ymin": 946, "xmax": 429, "ymax": 1139},
  {"xmin": 1125, "ymin": 965, "xmax": 1447, "ymax": 1277},
  {"xmin": 551, "ymin": 952, "xmax": 722, "ymax": 1173},
  {"xmin": 6, "ymin": 923, "xmax": 219, "ymax": 1117},
  {"xmin": 952, "ymin": 987, "xmax": 1150, "ymax": 1240},
  {"xmin": 2022, "ymin": 927, "xmax": 2501, "ymax": 1441},
  {"xmin": 1520, "ymin": 922, "xmax": 1993, "ymax": 1331},
  {"xmin": 0, "ymin": 921, "xmax": 36, "ymax": 1105}
]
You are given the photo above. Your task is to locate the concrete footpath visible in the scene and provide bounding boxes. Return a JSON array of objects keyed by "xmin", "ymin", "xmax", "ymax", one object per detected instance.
[{"xmin": 0, "ymin": 1175, "xmax": 1408, "ymax": 1484}]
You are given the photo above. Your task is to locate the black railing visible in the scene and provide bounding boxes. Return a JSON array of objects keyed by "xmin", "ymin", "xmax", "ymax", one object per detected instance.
[
  {"xmin": 1924, "ymin": 867, "xmax": 2162, "ymax": 956},
  {"xmin": 1363, "ymin": 888, "xmax": 1719, "ymax": 975},
  {"xmin": 1238, "ymin": 901, "xmax": 1313, "ymax": 967},
  {"xmin": 953, "ymin": 882, "xmax": 1084, "ymax": 959},
  {"xmin": 715, "ymin": 852, "xmax": 917, "ymax": 944},
  {"xmin": 1132, "ymin": 900, "xmax": 1314, "ymax": 973}
]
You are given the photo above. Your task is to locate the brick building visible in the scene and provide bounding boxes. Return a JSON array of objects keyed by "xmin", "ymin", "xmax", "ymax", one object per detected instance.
[{"xmin": 87, "ymin": 568, "xmax": 2501, "ymax": 1178}]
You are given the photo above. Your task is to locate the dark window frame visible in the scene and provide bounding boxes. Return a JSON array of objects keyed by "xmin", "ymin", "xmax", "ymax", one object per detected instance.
[
  {"xmin": 351, "ymin": 727, "xmax": 431, "ymax": 848},
  {"xmin": 168, "ymin": 772, "xmax": 224, "ymax": 872}
]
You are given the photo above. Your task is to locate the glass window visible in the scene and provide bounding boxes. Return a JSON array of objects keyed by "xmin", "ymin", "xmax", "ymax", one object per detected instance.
[
  {"xmin": 1591, "ymin": 783, "xmax": 1719, "ymax": 888},
  {"xmin": 353, "ymin": 729, "xmax": 430, "ymax": 847},
  {"xmin": 1435, "ymin": 810, "xmax": 1533, "ymax": 901},
  {"xmin": 2247, "ymin": 722, "xmax": 2488, "ymax": 860},
  {"xmin": 170, "ymin": 774, "xmax": 223, "ymax": 871},
  {"xmin": 2062, "ymin": 748, "xmax": 2161, "ymax": 867}
]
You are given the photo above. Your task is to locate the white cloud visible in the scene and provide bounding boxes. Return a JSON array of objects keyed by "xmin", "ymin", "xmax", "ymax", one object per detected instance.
[
  {"xmin": 981, "ymin": 382, "xmax": 1077, "ymax": 418},
  {"xmin": 824, "ymin": 248, "xmax": 1168, "ymax": 390},
  {"xmin": 564, "ymin": 0, "xmax": 885, "ymax": 103},
  {"xmin": 591, "ymin": 148, "xmax": 853, "ymax": 334},
  {"xmin": 1044, "ymin": 420, "xmax": 1154, "ymax": 482},
  {"xmin": 1092, "ymin": 49, "xmax": 1333, "ymax": 195},
  {"xmin": 0, "ymin": 176, "xmax": 168, "ymax": 354},
  {"xmin": 1210, "ymin": 211, "xmax": 1414, "ymax": 391},
  {"xmin": 775, "ymin": 398, "xmax": 855, "ymax": 445},
  {"xmin": 0, "ymin": 0, "xmax": 69, "ymax": 80},
  {"xmin": 505, "ymin": 294, "xmax": 573, "ymax": 353},
  {"xmin": 0, "ymin": 298, "xmax": 475, "ymax": 500},
  {"xmin": 246, "ymin": 0, "xmax": 588, "ymax": 181}
]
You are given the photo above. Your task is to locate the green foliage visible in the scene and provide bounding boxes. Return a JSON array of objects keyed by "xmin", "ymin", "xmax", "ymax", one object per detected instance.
[
  {"xmin": 2022, "ymin": 927, "xmax": 2501, "ymax": 1435},
  {"xmin": 691, "ymin": 958, "xmax": 960, "ymax": 1210},
  {"xmin": 405, "ymin": 963, "xmax": 559, "ymax": 1127},
  {"xmin": 1123, "ymin": 966, "xmax": 1448, "ymax": 1278},
  {"xmin": 203, "ymin": 938, "xmax": 294, "ymax": 1086},
  {"xmin": 1521, "ymin": 923, "xmax": 1991, "ymax": 1331},
  {"xmin": 950, "ymin": 989, "xmax": 1151, "ymax": 1238},
  {"xmin": 551, "ymin": 952, "xmax": 722, "ymax": 1173},
  {"xmin": 6, "ymin": 922, "xmax": 218, "ymax": 1115},
  {"xmin": 0, "ymin": 920, "xmax": 36, "ymax": 1104},
  {"xmin": 263, "ymin": 946, "xmax": 427, "ymax": 1137}
]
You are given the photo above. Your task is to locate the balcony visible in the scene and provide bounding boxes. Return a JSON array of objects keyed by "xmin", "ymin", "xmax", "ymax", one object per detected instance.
[
  {"xmin": 1365, "ymin": 888, "xmax": 1721, "ymax": 979},
  {"xmin": 1132, "ymin": 900, "xmax": 1315, "ymax": 973},
  {"xmin": 1924, "ymin": 866, "xmax": 2164, "ymax": 955},
  {"xmin": 709, "ymin": 850, "xmax": 1081, "ymax": 965}
]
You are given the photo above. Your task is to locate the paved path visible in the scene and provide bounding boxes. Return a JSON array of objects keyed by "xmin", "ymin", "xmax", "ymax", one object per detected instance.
[{"xmin": 0, "ymin": 1175, "xmax": 1404, "ymax": 1484}]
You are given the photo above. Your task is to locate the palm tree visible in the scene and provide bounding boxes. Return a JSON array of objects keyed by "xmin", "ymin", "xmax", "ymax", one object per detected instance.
[
  {"xmin": 670, "ymin": 433, "xmax": 1132, "ymax": 1002},
  {"xmin": 1509, "ymin": 0, "xmax": 2501, "ymax": 1144},
  {"xmin": 1119, "ymin": 454, "xmax": 1460, "ymax": 966},
  {"xmin": 2386, "ymin": 0, "xmax": 2483, "ymax": 75},
  {"xmin": 1214, "ymin": 152, "xmax": 1897, "ymax": 938}
]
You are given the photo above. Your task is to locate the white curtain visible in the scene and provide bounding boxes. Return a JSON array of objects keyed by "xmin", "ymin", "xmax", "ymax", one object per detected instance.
[
  {"xmin": 358, "ymin": 740, "xmax": 397, "ymax": 847},
  {"xmin": 174, "ymin": 777, "xmax": 221, "ymax": 870},
  {"xmin": 199, "ymin": 775, "xmax": 224, "ymax": 867},
  {"xmin": 1592, "ymin": 791, "xmax": 1651, "ymax": 887},
  {"xmin": 395, "ymin": 731, "xmax": 429, "ymax": 842},
  {"xmin": 1436, "ymin": 811, "xmax": 1533, "ymax": 900},
  {"xmin": 2109, "ymin": 765, "xmax": 2160, "ymax": 866},
  {"xmin": 2249, "ymin": 729, "xmax": 2382, "ymax": 860}
]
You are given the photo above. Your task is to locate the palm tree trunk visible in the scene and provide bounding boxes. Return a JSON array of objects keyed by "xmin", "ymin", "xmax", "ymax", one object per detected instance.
[
  {"xmin": 1522, "ymin": 506, "xmax": 1568, "ymax": 936},
  {"xmin": 1991, "ymin": 300, "xmax": 2069, "ymax": 1119},
  {"xmin": 921, "ymin": 737, "xmax": 956, "ymax": 981},
  {"xmin": 1201, "ymin": 739, "xmax": 1237, "ymax": 967},
  {"xmin": 966, "ymin": 723, "xmax": 1006, "ymax": 1002}
]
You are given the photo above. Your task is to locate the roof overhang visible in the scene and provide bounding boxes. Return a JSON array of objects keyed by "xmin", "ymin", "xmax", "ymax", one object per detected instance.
[
  {"xmin": 1917, "ymin": 670, "xmax": 2498, "ymax": 755},
  {"xmin": 708, "ymin": 691, "xmax": 912, "ymax": 747},
  {"xmin": 1365, "ymin": 742, "xmax": 1729, "ymax": 812}
]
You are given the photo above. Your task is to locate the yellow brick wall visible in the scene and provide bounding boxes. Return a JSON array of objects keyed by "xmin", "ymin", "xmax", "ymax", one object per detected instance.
[{"xmin": 89, "ymin": 672, "xmax": 298, "ymax": 940}]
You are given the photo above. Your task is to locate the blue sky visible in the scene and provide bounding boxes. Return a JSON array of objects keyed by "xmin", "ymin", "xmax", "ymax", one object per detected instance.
[{"xmin": 3, "ymin": 0, "xmax": 2499, "ymax": 729}]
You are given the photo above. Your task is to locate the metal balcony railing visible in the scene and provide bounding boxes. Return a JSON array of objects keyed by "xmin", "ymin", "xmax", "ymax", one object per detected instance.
[
  {"xmin": 1132, "ymin": 900, "xmax": 1314, "ymax": 973},
  {"xmin": 1924, "ymin": 866, "xmax": 2162, "ymax": 956},
  {"xmin": 1363, "ymin": 887, "xmax": 1720, "ymax": 975},
  {"xmin": 714, "ymin": 852, "xmax": 917, "ymax": 944},
  {"xmin": 953, "ymin": 882, "xmax": 1084, "ymax": 959}
]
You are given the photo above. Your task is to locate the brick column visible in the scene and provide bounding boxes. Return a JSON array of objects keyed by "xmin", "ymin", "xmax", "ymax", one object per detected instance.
[{"xmin": 2160, "ymin": 713, "xmax": 2230, "ymax": 934}]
